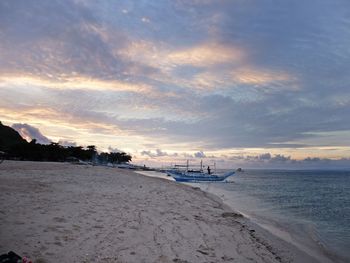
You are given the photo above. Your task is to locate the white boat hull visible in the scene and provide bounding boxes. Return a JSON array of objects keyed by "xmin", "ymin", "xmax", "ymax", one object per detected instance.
[{"xmin": 166, "ymin": 170, "xmax": 235, "ymax": 182}]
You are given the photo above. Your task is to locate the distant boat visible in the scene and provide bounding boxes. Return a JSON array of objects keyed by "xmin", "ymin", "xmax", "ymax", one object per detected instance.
[{"xmin": 166, "ymin": 170, "xmax": 235, "ymax": 182}]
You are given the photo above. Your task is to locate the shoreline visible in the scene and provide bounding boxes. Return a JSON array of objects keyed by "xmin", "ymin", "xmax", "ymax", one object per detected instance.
[
  {"xmin": 0, "ymin": 161, "xmax": 337, "ymax": 262},
  {"xmin": 198, "ymin": 180, "xmax": 348, "ymax": 263},
  {"xmin": 137, "ymin": 170, "xmax": 344, "ymax": 263}
]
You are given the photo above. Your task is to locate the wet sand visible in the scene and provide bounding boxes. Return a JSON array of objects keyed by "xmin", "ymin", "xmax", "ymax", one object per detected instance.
[{"xmin": 0, "ymin": 161, "xmax": 319, "ymax": 262}]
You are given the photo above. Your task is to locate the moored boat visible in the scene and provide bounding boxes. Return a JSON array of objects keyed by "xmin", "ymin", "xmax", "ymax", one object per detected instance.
[{"xmin": 166, "ymin": 169, "xmax": 235, "ymax": 182}]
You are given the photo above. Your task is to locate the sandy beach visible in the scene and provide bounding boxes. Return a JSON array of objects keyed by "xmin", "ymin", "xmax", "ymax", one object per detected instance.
[{"xmin": 0, "ymin": 161, "xmax": 321, "ymax": 263}]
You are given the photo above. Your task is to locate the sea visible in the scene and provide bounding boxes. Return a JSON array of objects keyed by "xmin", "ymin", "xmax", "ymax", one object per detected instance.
[{"xmin": 138, "ymin": 169, "xmax": 350, "ymax": 262}]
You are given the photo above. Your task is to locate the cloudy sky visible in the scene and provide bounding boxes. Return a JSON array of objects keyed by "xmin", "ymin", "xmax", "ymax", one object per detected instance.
[{"xmin": 1, "ymin": 0, "xmax": 350, "ymax": 168}]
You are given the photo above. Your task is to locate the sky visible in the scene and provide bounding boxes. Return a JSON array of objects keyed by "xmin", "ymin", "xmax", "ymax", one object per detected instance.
[{"xmin": 1, "ymin": 0, "xmax": 350, "ymax": 168}]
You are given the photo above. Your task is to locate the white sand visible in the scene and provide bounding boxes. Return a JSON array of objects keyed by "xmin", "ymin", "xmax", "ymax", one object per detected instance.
[{"xmin": 0, "ymin": 161, "xmax": 318, "ymax": 263}]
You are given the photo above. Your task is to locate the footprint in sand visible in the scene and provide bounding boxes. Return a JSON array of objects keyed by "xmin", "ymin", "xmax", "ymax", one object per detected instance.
[
  {"xmin": 173, "ymin": 258, "xmax": 189, "ymax": 263},
  {"xmin": 53, "ymin": 241, "xmax": 63, "ymax": 247},
  {"xmin": 52, "ymin": 217, "xmax": 67, "ymax": 223}
]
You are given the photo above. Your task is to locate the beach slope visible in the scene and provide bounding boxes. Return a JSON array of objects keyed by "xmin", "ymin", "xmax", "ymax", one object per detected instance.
[{"xmin": 1, "ymin": 161, "xmax": 287, "ymax": 262}]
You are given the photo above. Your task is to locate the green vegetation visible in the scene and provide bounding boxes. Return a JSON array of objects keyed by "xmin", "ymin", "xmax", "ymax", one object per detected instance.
[{"xmin": 0, "ymin": 122, "xmax": 131, "ymax": 164}]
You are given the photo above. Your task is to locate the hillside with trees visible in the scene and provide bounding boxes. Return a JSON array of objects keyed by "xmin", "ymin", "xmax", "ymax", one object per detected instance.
[
  {"xmin": 0, "ymin": 122, "xmax": 131, "ymax": 164},
  {"xmin": 0, "ymin": 121, "xmax": 27, "ymax": 151}
]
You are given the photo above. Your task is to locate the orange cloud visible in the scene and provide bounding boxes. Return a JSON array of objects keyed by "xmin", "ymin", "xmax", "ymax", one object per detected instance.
[
  {"xmin": 0, "ymin": 107, "xmax": 122, "ymax": 135},
  {"xmin": 0, "ymin": 74, "xmax": 152, "ymax": 94},
  {"xmin": 119, "ymin": 40, "xmax": 244, "ymax": 70},
  {"xmin": 167, "ymin": 42, "xmax": 244, "ymax": 67},
  {"xmin": 231, "ymin": 68, "xmax": 294, "ymax": 86},
  {"xmin": 118, "ymin": 40, "xmax": 297, "ymax": 91}
]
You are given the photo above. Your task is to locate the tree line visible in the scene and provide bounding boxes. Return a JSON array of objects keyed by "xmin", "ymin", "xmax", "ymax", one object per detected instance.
[
  {"xmin": 4, "ymin": 139, "xmax": 132, "ymax": 164},
  {"xmin": 0, "ymin": 121, "xmax": 132, "ymax": 164}
]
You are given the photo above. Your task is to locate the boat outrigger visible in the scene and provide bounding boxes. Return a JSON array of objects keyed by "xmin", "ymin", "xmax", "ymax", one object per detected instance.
[{"xmin": 166, "ymin": 160, "xmax": 235, "ymax": 182}]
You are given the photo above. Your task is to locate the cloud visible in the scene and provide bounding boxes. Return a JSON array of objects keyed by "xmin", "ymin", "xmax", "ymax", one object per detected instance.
[
  {"xmin": 12, "ymin": 123, "xmax": 51, "ymax": 144},
  {"xmin": 117, "ymin": 40, "xmax": 245, "ymax": 74},
  {"xmin": 270, "ymin": 154, "xmax": 292, "ymax": 163},
  {"xmin": 140, "ymin": 149, "xmax": 170, "ymax": 158},
  {"xmin": 135, "ymin": 149, "xmax": 350, "ymax": 169},
  {"xmin": 1, "ymin": 0, "xmax": 350, "ymax": 168},
  {"xmin": 141, "ymin": 17, "xmax": 151, "ymax": 23},
  {"xmin": 108, "ymin": 146, "xmax": 123, "ymax": 153},
  {"xmin": 58, "ymin": 140, "xmax": 77, "ymax": 147},
  {"xmin": 259, "ymin": 153, "xmax": 271, "ymax": 160},
  {"xmin": 167, "ymin": 43, "xmax": 244, "ymax": 67},
  {"xmin": 194, "ymin": 151, "xmax": 206, "ymax": 158},
  {"xmin": 231, "ymin": 68, "xmax": 294, "ymax": 87},
  {"xmin": 139, "ymin": 149, "xmax": 209, "ymax": 160},
  {"xmin": 0, "ymin": 0, "xmax": 158, "ymax": 90},
  {"xmin": 0, "ymin": 75, "xmax": 154, "ymax": 95},
  {"xmin": 226, "ymin": 152, "xmax": 350, "ymax": 169}
]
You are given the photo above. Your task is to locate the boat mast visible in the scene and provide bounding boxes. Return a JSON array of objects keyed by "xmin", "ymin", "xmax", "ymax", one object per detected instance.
[
  {"xmin": 186, "ymin": 159, "xmax": 189, "ymax": 172},
  {"xmin": 200, "ymin": 159, "xmax": 203, "ymax": 172}
]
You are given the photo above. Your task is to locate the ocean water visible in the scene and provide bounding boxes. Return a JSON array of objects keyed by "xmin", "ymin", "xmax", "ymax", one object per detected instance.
[{"xmin": 199, "ymin": 170, "xmax": 350, "ymax": 262}]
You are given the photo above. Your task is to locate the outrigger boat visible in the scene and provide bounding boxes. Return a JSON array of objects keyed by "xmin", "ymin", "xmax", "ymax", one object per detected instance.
[
  {"xmin": 166, "ymin": 160, "xmax": 235, "ymax": 182},
  {"xmin": 166, "ymin": 170, "xmax": 235, "ymax": 182}
]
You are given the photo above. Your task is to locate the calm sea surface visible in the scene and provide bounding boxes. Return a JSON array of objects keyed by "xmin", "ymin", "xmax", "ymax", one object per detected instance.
[{"xmin": 202, "ymin": 170, "xmax": 350, "ymax": 262}]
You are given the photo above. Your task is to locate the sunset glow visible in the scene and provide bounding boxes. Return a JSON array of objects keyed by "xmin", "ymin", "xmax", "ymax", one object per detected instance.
[{"xmin": 1, "ymin": 0, "xmax": 350, "ymax": 168}]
